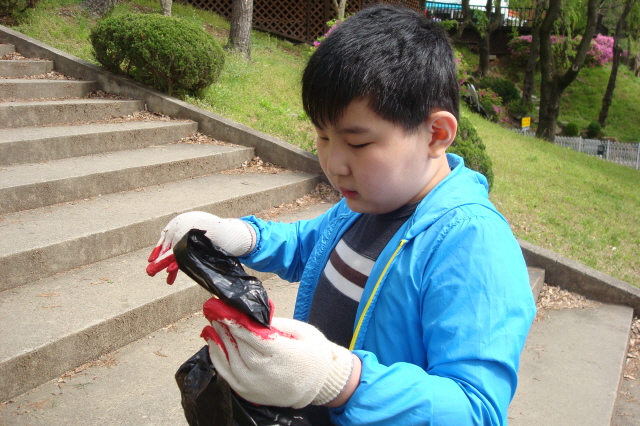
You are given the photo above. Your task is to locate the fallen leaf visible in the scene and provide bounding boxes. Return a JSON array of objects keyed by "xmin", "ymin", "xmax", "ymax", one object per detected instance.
[
  {"xmin": 27, "ymin": 397, "xmax": 53, "ymax": 410},
  {"xmin": 154, "ymin": 350, "xmax": 168, "ymax": 357}
]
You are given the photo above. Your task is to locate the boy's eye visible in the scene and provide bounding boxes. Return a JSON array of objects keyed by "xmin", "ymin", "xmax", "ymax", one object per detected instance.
[{"xmin": 349, "ymin": 143, "xmax": 370, "ymax": 149}]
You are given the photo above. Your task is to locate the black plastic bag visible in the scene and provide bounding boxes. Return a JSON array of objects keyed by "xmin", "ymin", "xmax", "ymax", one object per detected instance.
[
  {"xmin": 173, "ymin": 229, "xmax": 271, "ymax": 327},
  {"xmin": 175, "ymin": 345, "xmax": 233, "ymax": 426},
  {"xmin": 173, "ymin": 229, "xmax": 312, "ymax": 426},
  {"xmin": 175, "ymin": 346, "xmax": 312, "ymax": 426}
]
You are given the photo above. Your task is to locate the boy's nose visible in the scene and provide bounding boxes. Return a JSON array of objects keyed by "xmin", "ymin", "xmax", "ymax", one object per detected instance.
[{"xmin": 324, "ymin": 146, "xmax": 350, "ymax": 177}]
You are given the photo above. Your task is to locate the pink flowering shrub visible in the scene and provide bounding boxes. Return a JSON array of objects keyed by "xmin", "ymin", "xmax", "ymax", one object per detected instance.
[
  {"xmin": 477, "ymin": 88, "xmax": 507, "ymax": 123},
  {"xmin": 455, "ymin": 50, "xmax": 472, "ymax": 86},
  {"xmin": 313, "ymin": 18, "xmax": 343, "ymax": 48},
  {"xmin": 586, "ymin": 34, "xmax": 614, "ymax": 67},
  {"xmin": 507, "ymin": 34, "xmax": 614, "ymax": 69}
]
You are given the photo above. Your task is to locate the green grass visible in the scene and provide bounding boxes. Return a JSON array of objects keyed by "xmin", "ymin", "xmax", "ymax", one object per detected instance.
[
  {"xmin": 466, "ymin": 108, "xmax": 640, "ymax": 286},
  {"xmin": 560, "ymin": 65, "xmax": 640, "ymax": 143},
  {"xmin": 5, "ymin": 0, "xmax": 640, "ymax": 287}
]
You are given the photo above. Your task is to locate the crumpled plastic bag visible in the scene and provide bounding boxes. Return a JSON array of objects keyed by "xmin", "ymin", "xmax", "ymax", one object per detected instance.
[
  {"xmin": 173, "ymin": 229, "xmax": 312, "ymax": 426},
  {"xmin": 173, "ymin": 229, "xmax": 271, "ymax": 327}
]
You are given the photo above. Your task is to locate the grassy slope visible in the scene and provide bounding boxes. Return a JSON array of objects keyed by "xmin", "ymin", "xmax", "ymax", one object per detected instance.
[
  {"xmin": 468, "ymin": 109, "xmax": 639, "ymax": 286},
  {"xmin": 560, "ymin": 65, "xmax": 640, "ymax": 143},
  {"xmin": 5, "ymin": 0, "xmax": 639, "ymax": 286}
]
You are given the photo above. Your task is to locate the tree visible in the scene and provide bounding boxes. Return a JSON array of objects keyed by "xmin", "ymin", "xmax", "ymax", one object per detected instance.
[
  {"xmin": 536, "ymin": 0, "xmax": 599, "ymax": 141},
  {"xmin": 522, "ymin": 0, "xmax": 547, "ymax": 104},
  {"xmin": 332, "ymin": 0, "xmax": 347, "ymax": 20},
  {"xmin": 598, "ymin": 0, "xmax": 633, "ymax": 127},
  {"xmin": 452, "ymin": 0, "xmax": 503, "ymax": 77},
  {"xmin": 228, "ymin": 0, "xmax": 253, "ymax": 60},
  {"xmin": 160, "ymin": 0, "xmax": 171, "ymax": 16}
]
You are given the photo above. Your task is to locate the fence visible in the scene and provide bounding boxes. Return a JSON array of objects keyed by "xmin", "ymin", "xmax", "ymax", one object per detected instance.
[
  {"xmin": 183, "ymin": 0, "xmax": 422, "ymax": 44},
  {"xmin": 512, "ymin": 130, "xmax": 640, "ymax": 170},
  {"xmin": 424, "ymin": 1, "xmax": 536, "ymax": 29}
]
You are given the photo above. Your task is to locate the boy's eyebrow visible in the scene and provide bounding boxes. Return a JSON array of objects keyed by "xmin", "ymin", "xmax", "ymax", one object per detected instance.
[{"xmin": 336, "ymin": 125, "xmax": 371, "ymax": 135}]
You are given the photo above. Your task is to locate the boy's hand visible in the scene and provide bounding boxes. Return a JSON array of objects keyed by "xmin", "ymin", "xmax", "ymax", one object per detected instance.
[
  {"xmin": 146, "ymin": 212, "xmax": 255, "ymax": 284},
  {"xmin": 201, "ymin": 297, "xmax": 354, "ymax": 409}
]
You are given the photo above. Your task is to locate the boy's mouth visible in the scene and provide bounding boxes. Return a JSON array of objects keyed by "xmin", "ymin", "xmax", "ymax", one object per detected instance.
[{"xmin": 339, "ymin": 188, "xmax": 358, "ymax": 199}]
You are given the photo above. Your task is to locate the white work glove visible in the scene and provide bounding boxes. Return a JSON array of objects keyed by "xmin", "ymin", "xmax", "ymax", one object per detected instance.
[
  {"xmin": 201, "ymin": 297, "xmax": 354, "ymax": 409},
  {"xmin": 146, "ymin": 212, "xmax": 255, "ymax": 284}
]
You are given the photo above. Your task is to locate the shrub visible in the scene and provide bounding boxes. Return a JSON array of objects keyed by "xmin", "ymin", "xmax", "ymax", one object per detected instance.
[
  {"xmin": 581, "ymin": 34, "xmax": 614, "ymax": 67},
  {"xmin": 564, "ymin": 122, "xmax": 580, "ymax": 137},
  {"xmin": 448, "ymin": 114, "xmax": 494, "ymax": 190},
  {"xmin": 477, "ymin": 76, "xmax": 521, "ymax": 105},
  {"xmin": 508, "ymin": 34, "xmax": 614, "ymax": 71},
  {"xmin": 313, "ymin": 17, "xmax": 345, "ymax": 47},
  {"xmin": 0, "ymin": 0, "xmax": 37, "ymax": 19},
  {"xmin": 506, "ymin": 99, "xmax": 533, "ymax": 120},
  {"xmin": 90, "ymin": 13, "xmax": 225, "ymax": 96},
  {"xmin": 587, "ymin": 121, "xmax": 601, "ymax": 138},
  {"xmin": 476, "ymin": 87, "xmax": 508, "ymax": 123}
]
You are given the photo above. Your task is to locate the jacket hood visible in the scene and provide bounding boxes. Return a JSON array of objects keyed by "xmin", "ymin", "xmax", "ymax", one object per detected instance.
[{"xmin": 404, "ymin": 154, "xmax": 495, "ymax": 240}]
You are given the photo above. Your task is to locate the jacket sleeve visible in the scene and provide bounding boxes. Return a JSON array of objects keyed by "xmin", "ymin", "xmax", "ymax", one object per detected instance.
[
  {"xmin": 239, "ymin": 201, "xmax": 347, "ymax": 283},
  {"xmin": 331, "ymin": 212, "xmax": 537, "ymax": 426}
]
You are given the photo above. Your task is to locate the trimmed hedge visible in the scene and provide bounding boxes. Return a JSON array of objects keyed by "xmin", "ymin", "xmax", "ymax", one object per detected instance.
[
  {"xmin": 477, "ymin": 76, "xmax": 521, "ymax": 106},
  {"xmin": 448, "ymin": 114, "xmax": 494, "ymax": 190},
  {"xmin": 90, "ymin": 13, "xmax": 225, "ymax": 96}
]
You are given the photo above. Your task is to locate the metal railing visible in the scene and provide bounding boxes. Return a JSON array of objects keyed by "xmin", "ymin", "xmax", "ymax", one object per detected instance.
[
  {"xmin": 424, "ymin": 2, "xmax": 536, "ymax": 28},
  {"xmin": 512, "ymin": 130, "xmax": 640, "ymax": 170}
]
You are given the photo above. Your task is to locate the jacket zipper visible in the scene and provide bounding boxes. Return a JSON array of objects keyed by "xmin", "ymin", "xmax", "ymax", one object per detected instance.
[{"xmin": 349, "ymin": 239, "xmax": 408, "ymax": 351}]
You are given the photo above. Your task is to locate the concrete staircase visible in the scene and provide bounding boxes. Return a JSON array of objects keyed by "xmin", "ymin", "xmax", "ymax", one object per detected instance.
[
  {"xmin": 0, "ymin": 39, "xmax": 638, "ymax": 426},
  {"xmin": 0, "ymin": 42, "xmax": 321, "ymax": 406}
]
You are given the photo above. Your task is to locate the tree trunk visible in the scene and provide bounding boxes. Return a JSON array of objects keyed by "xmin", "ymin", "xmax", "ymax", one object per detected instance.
[
  {"xmin": 451, "ymin": 0, "xmax": 472, "ymax": 43},
  {"xmin": 332, "ymin": 0, "xmax": 347, "ymax": 21},
  {"xmin": 228, "ymin": 0, "xmax": 253, "ymax": 60},
  {"xmin": 536, "ymin": 0, "xmax": 599, "ymax": 141},
  {"xmin": 478, "ymin": 33, "xmax": 491, "ymax": 77},
  {"xmin": 160, "ymin": 0, "xmax": 171, "ymax": 16},
  {"xmin": 475, "ymin": 0, "xmax": 502, "ymax": 78},
  {"xmin": 598, "ymin": 0, "xmax": 632, "ymax": 127},
  {"xmin": 522, "ymin": 0, "xmax": 546, "ymax": 104}
]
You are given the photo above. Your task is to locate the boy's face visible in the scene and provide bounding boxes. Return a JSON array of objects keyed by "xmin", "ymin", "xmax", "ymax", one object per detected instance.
[{"xmin": 315, "ymin": 99, "xmax": 449, "ymax": 215}]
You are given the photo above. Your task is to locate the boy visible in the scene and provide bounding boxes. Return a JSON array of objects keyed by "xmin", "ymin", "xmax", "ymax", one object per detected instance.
[{"xmin": 147, "ymin": 4, "xmax": 536, "ymax": 425}]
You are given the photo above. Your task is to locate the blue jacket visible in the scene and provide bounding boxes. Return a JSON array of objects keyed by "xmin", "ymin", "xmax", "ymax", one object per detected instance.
[{"xmin": 241, "ymin": 154, "xmax": 536, "ymax": 426}]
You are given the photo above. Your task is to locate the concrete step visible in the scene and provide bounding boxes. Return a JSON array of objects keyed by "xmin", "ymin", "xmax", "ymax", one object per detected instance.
[
  {"xmin": 0, "ymin": 43, "xmax": 15, "ymax": 56},
  {"xmin": 0, "ymin": 59, "xmax": 53, "ymax": 77},
  {"xmin": 0, "ymin": 99, "xmax": 145, "ymax": 128},
  {"xmin": 0, "ymin": 120, "xmax": 199, "ymax": 166},
  {"xmin": 0, "ymin": 228, "xmax": 548, "ymax": 424},
  {"xmin": 509, "ymin": 303, "xmax": 633, "ymax": 426},
  {"xmin": 0, "ymin": 143, "xmax": 255, "ymax": 214},
  {"xmin": 0, "ymin": 202, "xmax": 332, "ymax": 407},
  {"xmin": 0, "ymin": 78, "xmax": 99, "ymax": 99},
  {"xmin": 0, "ymin": 171, "xmax": 320, "ymax": 291}
]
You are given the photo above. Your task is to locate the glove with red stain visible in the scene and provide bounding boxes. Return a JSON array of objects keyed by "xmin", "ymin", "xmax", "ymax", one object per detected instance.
[
  {"xmin": 201, "ymin": 297, "xmax": 354, "ymax": 409},
  {"xmin": 146, "ymin": 212, "xmax": 255, "ymax": 284}
]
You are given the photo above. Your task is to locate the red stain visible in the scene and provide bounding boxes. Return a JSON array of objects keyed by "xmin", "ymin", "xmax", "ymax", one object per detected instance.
[
  {"xmin": 201, "ymin": 325, "xmax": 229, "ymax": 360},
  {"xmin": 202, "ymin": 297, "xmax": 295, "ymax": 341},
  {"xmin": 147, "ymin": 245, "xmax": 162, "ymax": 262}
]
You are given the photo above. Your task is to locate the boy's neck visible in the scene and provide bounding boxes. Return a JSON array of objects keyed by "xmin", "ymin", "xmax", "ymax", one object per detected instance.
[{"xmin": 408, "ymin": 155, "xmax": 451, "ymax": 205}]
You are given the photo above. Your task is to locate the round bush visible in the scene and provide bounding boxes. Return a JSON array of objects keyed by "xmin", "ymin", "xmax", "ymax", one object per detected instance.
[
  {"xmin": 587, "ymin": 121, "xmax": 601, "ymax": 138},
  {"xmin": 91, "ymin": 13, "xmax": 225, "ymax": 95},
  {"xmin": 477, "ymin": 76, "xmax": 521, "ymax": 105},
  {"xmin": 564, "ymin": 122, "xmax": 579, "ymax": 137},
  {"xmin": 447, "ymin": 115, "xmax": 494, "ymax": 190},
  {"xmin": 506, "ymin": 99, "xmax": 533, "ymax": 120}
]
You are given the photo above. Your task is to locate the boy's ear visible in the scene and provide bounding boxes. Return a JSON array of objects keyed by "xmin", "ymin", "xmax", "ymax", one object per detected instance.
[{"xmin": 424, "ymin": 111, "xmax": 458, "ymax": 158}]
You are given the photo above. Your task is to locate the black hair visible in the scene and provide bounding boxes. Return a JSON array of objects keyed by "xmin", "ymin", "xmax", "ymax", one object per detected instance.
[{"xmin": 302, "ymin": 4, "xmax": 459, "ymax": 131}]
